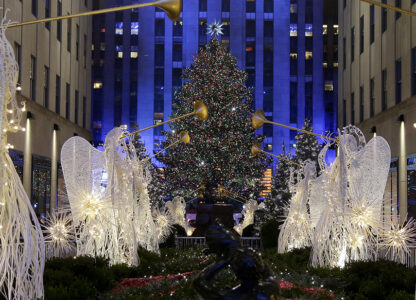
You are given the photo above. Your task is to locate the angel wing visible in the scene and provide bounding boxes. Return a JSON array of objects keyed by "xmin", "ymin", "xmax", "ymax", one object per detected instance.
[{"xmin": 61, "ymin": 136, "xmax": 106, "ymax": 220}]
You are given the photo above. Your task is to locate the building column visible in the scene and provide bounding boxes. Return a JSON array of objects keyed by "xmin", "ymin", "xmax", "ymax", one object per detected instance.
[
  {"xmin": 23, "ymin": 116, "xmax": 32, "ymax": 198},
  {"xmin": 50, "ymin": 128, "xmax": 58, "ymax": 212},
  {"xmin": 399, "ymin": 119, "xmax": 407, "ymax": 224}
]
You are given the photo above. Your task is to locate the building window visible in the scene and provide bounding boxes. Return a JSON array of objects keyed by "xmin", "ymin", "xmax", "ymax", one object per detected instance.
[
  {"xmin": 246, "ymin": 20, "xmax": 256, "ymax": 38},
  {"xmin": 155, "ymin": 19, "xmax": 165, "ymax": 37},
  {"xmin": 222, "ymin": 0, "xmax": 230, "ymax": 12},
  {"xmin": 382, "ymin": 69, "xmax": 387, "ymax": 110},
  {"xmin": 199, "ymin": 19, "xmax": 207, "ymax": 44},
  {"xmin": 351, "ymin": 27, "xmax": 355, "ymax": 62},
  {"xmin": 30, "ymin": 55, "xmax": 36, "ymax": 101},
  {"xmin": 173, "ymin": 20, "xmax": 183, "ymax": 36},
  {"xmin": 155, "ymin": 44, "xmax": 165, "ymax": 66},
  {"xmin": 264, "ymin": 21, "xmax": 273, "ymax": 38},
  {"xmin": 66, "ymin": 83, "xmax": 70, "ymax": 120},
  {"xmin": 31, "ymin": 0, "xmax": 37, "ymax": 17},
  {"xmin": 412, "ymin": 47, "xmax": 416, "ymax": 96},
  {"xmin": 199, "ymin": 0, "xmax": 207, "ymax": 12},
  {"xmin": 56, "ymin": 75, "xmax": 61, "ymax": 114},
  {"xmin": 350, "ymin": 92, "xmax": 355, "ymax": 125},
  {"xmin": 172, "ymin": 68, "xmax": 182, "ymax": 88},
  {"xmin": 9, "ymin": 150, "xmax": 24, "ymax": 181},
  {"xmin": 264, "ymin": 0, "xmax": 273, "ymax": 13},
  {"xmin": 173, "ymin": 43, "xmax": 182, "ymax": 62},
  {"xmin": 246, "ymin": 0, "xmax": 255, "ymax": 13},
  {"xmin": 305, "ymin": 0, "xmax": 313, "ymax": 23},
  {"xmin": 343, "ymin": 99, "xmax": 347, "ymax": 126},
  {"xmin": 305, "ymin": 82, "xmax": 313, "ymax": 121},
  {"xmin": 359, "ymin": 86, "xmax": 364, "ymax": 122},
  {"xmin": 75, "ymin": 24, "xmax": 80, "ymax": 60},
  {"xmin": 32, "ymin": 155, "xmax": 51, "ymax": 217},
  {"xmin": 246, "ymin": 41, "xmax": 255, "ymax": 67},
  {"xmin": 370, "ymin": 78, "xmax": 375, "ymax": 117},
  {"xmin": 395, "ymin": 59, "xmax": 401, "ymax": 104},
  {"xmin": 82, "ymin": 96, "xmax": 86, "ymax": 128},
  {"xmin": 44, "ymin": 66, "xmax": 49, "ymax": 109},
  {"xmin": 290, "ymin": 0, "xmax": 298, "ymax": 23},
  {"xmin": 305, "ymin": 52, "xmax": 313, "ymax": 75},
  {"xmin": 360, "ymin": 16, "xmax": 364, "ymax": 54},
  {"xmin": 290, "ymin": 82, "xmax": 297, "ymax": 123},
  {"xmin": 370, "ymin": 5, "xmax": 375, "ymax": 44},
  {"xmin": 382, "ymin": 0, "xmax": 387, "ymax": 33},
  {"xmin": 83, "ymin": 34, "xmax": 87, "ymax": 68},
  {"xmin": 57, "ymin": 1, "xmax": 62, "ymax": 41},
  {"xmin": 395, "ymin": 0, "xmax": 401, "ymax": 19},
  {"xmin": 67, "ymin": 19, "xmax": 72, "ymax": 52},
  {"xmin": 75, "ymin": 90, "xmax": 79, "ymax": 125},
  {"xmin": 14, "ymin": 42, "xmax": 21, "ymax": 84},
  {"xmin": 45, "ymin": 0, "xmax": 50, "ymax": 29},
  {"xmin": 290, "ymin": 54, "xmax": 297, "ymax": 76}
]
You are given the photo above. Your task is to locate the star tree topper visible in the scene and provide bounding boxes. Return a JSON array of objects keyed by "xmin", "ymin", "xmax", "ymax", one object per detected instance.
[{"xmin": 207, "ymin": 20, "xmax": 224, "ymax": 37}]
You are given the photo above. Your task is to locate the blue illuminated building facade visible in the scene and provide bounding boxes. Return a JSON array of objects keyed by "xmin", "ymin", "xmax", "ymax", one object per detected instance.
[{"xmin": 92, "ymin": 0, "xmax": 338, "ymax": 160}]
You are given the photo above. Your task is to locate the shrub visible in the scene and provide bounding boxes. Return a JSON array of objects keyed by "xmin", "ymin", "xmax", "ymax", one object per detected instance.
[
  {"xmin": 44, "ymin": 256, "xmax": 116, "ymax": 299},
  {"xmin": 260, "ymin": 219, "xmax": 280, "ymax": 249},
  {"xmin": 341, "ymin": 259, "xmax": 416, "ymax": 299}
]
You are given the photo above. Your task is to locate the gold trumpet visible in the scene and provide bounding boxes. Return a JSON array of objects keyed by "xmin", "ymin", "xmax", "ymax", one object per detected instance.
[
  {"xmin": 8, "ymin": 0, "xmax": 182, "ymax": 28},
  {"xmin": 147, "ymin": 130, "xmax": 190, "ymax": 160},
  {"xmin": 251, "ymin": 142, "xmax": 302, "ymax": 167},
  {"xmin": 121, "ymin": 100, "xmax": 207, "ymax": 139},
  {"xmin": 252, "ymin": 109, "xmax": 337, "ymax": 142}
]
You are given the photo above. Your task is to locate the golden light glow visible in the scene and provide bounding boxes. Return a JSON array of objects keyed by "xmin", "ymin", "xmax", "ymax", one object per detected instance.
[{"xmin": 80, "ymin": 194, "xmax": 103, "ymax": 219}]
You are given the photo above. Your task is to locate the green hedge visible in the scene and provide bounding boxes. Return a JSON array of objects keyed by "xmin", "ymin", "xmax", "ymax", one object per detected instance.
[
  {"xmin": 43, "ymin": 244, "xmax": 416, "ymax": 299},
  {"xmin": 260, "ymin": 219, "xmax": 280, "ymax": 249}
]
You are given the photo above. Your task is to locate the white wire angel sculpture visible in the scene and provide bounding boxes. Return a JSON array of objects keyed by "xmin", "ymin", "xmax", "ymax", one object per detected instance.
[{"xmin": 0, "ymin": 14, "xmax": 45, "ymax": 299}]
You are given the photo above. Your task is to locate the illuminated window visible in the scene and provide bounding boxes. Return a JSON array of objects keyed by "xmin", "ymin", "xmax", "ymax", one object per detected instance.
[
  {"xmin": 305, "ymin": 51, "xmax": 313, "ymax": 59},
  {"xmin": 324, "ymin": 81, "xmax": 334, "ymax": 91},
  {"xmin": 323, "ymin": 24, "xmax": 328, "ymax": 35},
  {"xmin": 290, "ymin": 4, "xmax": 297, "ymax": 13},
  {"xmin": 115, "ymin": 22, "xmax": 123, "ymax": 35},
  {"xmin": 334, "ymin": 25, "xmax": 339, "ymax": 35},
  {"xmin": 267, "ymin": 144, "xmax": 272, "ymax": 151},
  {"xmin": 323, "ymin": 62, "xmax": 328, "ymax": 68},
  {"xmin": 305, "ymin": 24, "xmax": 313, "ymax": 36},
  {"xmin": 290, "ymin": 53, "xmax": 298, "ymax": 59},
  {"xmin": 130, "ymin": 52, "xmax": 138, "ymax": 58},
  {"xmin": 93, "ymin": 82, "xmax": 103, "ymax": 89},
  {"xmin": 131, "ymin": 22, "xmax": 139, "ymax": 35},
  {"xmin": 290, "ymin": 24, "xmax": 297, "ymax": 36},
  {"xmin": 100, "ymin": 43, "xmax": 105, "ymax": 51},
  {"xmin": 117, "ymin": 51, "xmax": 123, "ymax": 58}
]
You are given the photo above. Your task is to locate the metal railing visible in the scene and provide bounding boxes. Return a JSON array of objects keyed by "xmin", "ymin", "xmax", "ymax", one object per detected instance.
[{"xmin": 175, "ymin": 236, "xmax": 262, "ymax": 250}]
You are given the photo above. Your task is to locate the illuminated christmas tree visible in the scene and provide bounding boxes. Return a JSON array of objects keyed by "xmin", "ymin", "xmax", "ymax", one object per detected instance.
[{"xmin": 157, "ymin": 37, "xmax": 271, "ymax": 202}]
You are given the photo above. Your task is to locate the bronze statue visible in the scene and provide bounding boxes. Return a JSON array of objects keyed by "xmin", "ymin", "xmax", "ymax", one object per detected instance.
[{"xmin": 194, "ymin": 220, "xmax": 280, "ymax": 299}]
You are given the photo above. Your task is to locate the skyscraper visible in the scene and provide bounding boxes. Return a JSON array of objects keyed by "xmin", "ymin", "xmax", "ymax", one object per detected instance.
[
  {"xmin": 92, "ymin": 0, "xmax": 337, "ymax": 162},
  {"xmin": 338, "ymin": 0, "xmax": 416, "ymax": 222},
  {"xmin": 5, "ymin": 1, "xmax": 93, "ymax": 217}
]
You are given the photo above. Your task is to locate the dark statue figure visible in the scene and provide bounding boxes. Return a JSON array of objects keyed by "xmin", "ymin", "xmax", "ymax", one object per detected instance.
[{"xmin": 194, "ymin": 220, "xmax": 280, "ymax": 300}]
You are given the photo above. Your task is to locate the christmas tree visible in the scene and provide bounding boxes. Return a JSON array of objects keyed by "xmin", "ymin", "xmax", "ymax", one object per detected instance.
[
  {"xmin": 157, "ymin": 37, "xmax": 272, "ymax": 201},
  {"xmin": 131, "ymin": 131, "xmax": 166, "ymax": 209},
  {"xmin": 263, "ymin": 143, "xmax": 292, "ymax": 220},
  {"xmin": 293, "ymin": 119, "xmax": 322, "ymax": 169}
]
